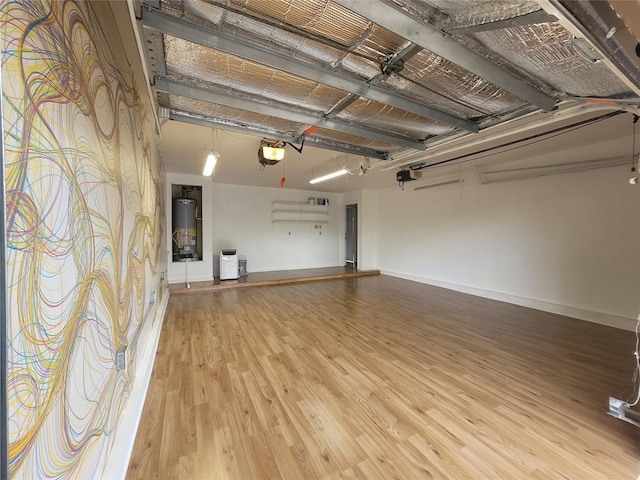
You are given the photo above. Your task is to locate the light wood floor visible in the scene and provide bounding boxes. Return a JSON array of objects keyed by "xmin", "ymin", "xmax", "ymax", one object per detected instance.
[{"xmin": 127, "ymin": 275, "xmax": 640, "ymax": 479}]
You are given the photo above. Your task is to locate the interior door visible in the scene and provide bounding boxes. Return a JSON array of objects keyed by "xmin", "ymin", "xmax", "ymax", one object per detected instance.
[{"xmin": 345, "ymin": 204, "xmax": 357, "ymax": 269}]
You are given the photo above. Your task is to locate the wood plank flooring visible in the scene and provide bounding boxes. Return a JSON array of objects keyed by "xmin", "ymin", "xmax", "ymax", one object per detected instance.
[{"xmin": 127, "ymin": 275, "xmax": 640, "ymax": 479}]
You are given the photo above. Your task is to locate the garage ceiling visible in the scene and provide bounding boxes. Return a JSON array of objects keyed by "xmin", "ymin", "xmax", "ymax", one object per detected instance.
[{"xmin": 138, "ymin": 0, "xmax": 640, "ymax": 190}]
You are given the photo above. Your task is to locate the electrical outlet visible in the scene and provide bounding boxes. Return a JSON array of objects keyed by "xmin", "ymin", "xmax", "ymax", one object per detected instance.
[
  {"xmin": 116, "ymin": 346, "xmax": 127, "ymax": 371},
  {"xmin": 160, "ymin": 271, "xmax": 165, "ymax": 281}
]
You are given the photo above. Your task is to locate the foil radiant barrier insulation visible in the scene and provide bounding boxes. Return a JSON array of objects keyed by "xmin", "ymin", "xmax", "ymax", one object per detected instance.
[
  {"xmin": 185, "ymin": 0, "xmax": 409, "ymax": 62},
  {"xmin": 388, "ymin": 0, "xmax": 542, "ymax": 31},
  {"xmin": 164, "ymin": 36, "xmax": 349, "ymax": 113},
  {"xmin": 159, "ymin": 0, "xmax": 533, "ymax": 120},
  {"xmin": 161, "ymin": 0, "xmax": 384, "ymax": 81},
  {"xmin": 472, "ymin": 22, "xmax": 631, "ymax": 97},
  {"xmin": 380, "ymin": 76, "xmax": 492, "ymax": 119},
  {"xmin": 336, "ymin": 98, "xmax": 454, "ymax": 138},
  {"xmin": 218, "ymin": 0, "xmax": 409, "ymax": 60},
  {"xmin": 169, "ymin": 94, "xmax": 305, "ymax": 134},
  {"xmin": 400, "ymin": 49, "xmax": 527, "ymax": 115},
  {"xmin": 169, "ymin": 94, "xmax": 399, "ymax": 150}
]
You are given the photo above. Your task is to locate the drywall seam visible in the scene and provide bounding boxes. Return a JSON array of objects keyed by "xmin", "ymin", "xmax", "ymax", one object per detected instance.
[
  {"xmin": 100, "ymin": 288, "xmax": 170, "ymax": 480},
  {"xmin": 382, "ymin": 270, "xmax": 636, "ymax": 331}
]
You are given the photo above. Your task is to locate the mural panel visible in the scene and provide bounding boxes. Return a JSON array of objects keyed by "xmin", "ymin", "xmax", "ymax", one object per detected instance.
[{"xmin": 1, "ymin": 0, "xmax": 162, "ymax": 477}]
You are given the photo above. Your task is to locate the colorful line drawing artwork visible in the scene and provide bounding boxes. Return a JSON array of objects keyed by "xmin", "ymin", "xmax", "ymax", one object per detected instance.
[{"xmin": 2, "ymin": 0, "xmax": 162, "ymax": 477}]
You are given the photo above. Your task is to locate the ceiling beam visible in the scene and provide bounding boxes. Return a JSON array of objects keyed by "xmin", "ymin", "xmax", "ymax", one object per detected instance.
[
  {"xmin": 446, "ymin": 10, "xmax": 558, "ymax": 35},
  {"xmin": 141, "ymin": 5, "xmax": 478, "ymax": 133},
  {"xmin": 155, "ymin": 76, "xmax": 426, "ymax": 150},
  {"xmin": 299, "ymin": 137, "xmax": 390, "ymax": 160},
  {"xmin": 331, "ymin": 0, "xmax": 557, "ymax": 112},
  {"xmin": 167, "ymin": 109, "xmax": 390, "ymax": 159},
  {"xmin": 537, "ymin": 0, "xmax": 640, "ymax": 95}
]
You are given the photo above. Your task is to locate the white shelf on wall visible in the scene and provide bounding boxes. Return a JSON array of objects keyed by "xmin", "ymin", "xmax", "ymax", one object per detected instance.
[{"xmin": 271, "ymin": 201, "xmax": 329, "ymax": 224}]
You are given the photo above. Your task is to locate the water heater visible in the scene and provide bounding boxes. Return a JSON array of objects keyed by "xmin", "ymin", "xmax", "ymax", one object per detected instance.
[{"xmin": 172, "ymin": 198, "xmax": 198, "ymax": 260}]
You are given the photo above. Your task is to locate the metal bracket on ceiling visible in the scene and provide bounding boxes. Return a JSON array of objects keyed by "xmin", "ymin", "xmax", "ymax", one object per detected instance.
[
  {"xmin": 325, "ymin": 42, "xmax": 424, "ymax": 122},
  {"xmin": 380, "ymin": 43, "xmax": 421, "ymax": 77},
  {"xmin": 380, "ymin": 57, "xmax": 405, "ymax": 77}
]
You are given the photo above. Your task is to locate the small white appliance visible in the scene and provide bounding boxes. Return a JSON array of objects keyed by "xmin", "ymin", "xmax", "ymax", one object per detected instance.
[{"xmin": 219, "ymin": 249, "xmax": 239, "ymax": 280}]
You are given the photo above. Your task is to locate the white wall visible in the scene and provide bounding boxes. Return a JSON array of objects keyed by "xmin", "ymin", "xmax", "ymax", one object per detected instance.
[
  {"xmin": 375, "ymin": 165, "xmax": 640, "ymax": 330},
  {"xmin": 211, "ymin": 183, "xmax": 342, "ymax": 272},
  {"xmin": 166, "ymin": 172, "xmax": 214, "ymax": 283},
  {"xmin": 190, "ymin": 164, "xmax": 639, "ymax": 330}
]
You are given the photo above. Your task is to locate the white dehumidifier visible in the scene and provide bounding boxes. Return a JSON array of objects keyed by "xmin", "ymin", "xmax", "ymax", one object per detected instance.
[{"xmin": 219, "ymin": 249, "xmax": 239, "ymax": 280}]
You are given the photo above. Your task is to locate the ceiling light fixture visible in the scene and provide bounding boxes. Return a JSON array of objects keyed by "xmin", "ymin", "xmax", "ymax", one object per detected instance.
[
  {"xmin": 203, "ymin": 128, "xmax": 220, "ymax": 176},
  {"xmin": 203, "ymin": 151, "xmax": 218, "ymax": 176},
  {"xmin": 309, "ymin": 169, "xmax": 348, "ymax": 184},
  {"xmin": 476, "ymin": 156, "xmax": 630, "ymax": 184},
  {"xmin": 414, "ymin": 179, "xmax": 463, "ymax": 191},
  {"xmin": 262, "ymin": 145, "xmax": 285, "ymax": 161},
  {"xmin": 258, "ymin": 139, "xmax": 286, "ymax": 168}
]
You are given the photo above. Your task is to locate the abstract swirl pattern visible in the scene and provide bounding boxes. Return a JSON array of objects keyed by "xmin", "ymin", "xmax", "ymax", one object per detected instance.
[{"xmin": 2, "ymin": 1, "xmax": 162, "ymax": 477}]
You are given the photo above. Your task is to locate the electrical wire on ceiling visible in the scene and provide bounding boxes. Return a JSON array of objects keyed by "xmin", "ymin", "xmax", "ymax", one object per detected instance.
[
  {"xmin": 328, "ymin": 153, "xmax": 355, "ymax": 174},
  {"xmin": 359, "ymin": 157, "xmax": 370, "ymax": 176}
]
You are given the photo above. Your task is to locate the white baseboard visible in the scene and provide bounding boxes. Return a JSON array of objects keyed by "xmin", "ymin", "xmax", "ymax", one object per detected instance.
[
  {"xmin": 382, "ymin": 270, "xmax": 637, "ymax": 332},
  {"xmin": 101, "ymin": 286, "xmax": 170, "ymax": 479}
]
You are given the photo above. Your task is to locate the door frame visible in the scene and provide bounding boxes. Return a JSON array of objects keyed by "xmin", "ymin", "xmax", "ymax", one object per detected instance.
[{"xmin": 345, "ymin": 203, "xmax": 358, "ymax": 269}]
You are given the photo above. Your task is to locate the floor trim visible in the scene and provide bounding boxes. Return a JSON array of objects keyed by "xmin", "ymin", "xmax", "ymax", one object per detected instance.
[{"xmin": 169, "ymin": 267, "xmax": 380, "ymax": 295}]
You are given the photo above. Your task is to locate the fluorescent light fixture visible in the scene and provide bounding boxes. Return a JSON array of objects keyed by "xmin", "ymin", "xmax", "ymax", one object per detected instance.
[
  {"xmin": 414, "ymin": 179, "xmax": 463, "ymax": 191},
  {"xmin": 309, "ymin": 169, "xmax": 348, "ymax": 184},
  {"xmin": 476, "ymin": 155, "xmax": 629, "ymax": 184},
  {"xmin": 262, "ymin": 145, "xmax": 285, "ymax": 161},
  {"xmin": 203, "ymin": 151, "xmax": 219, "ymax": 176}
]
